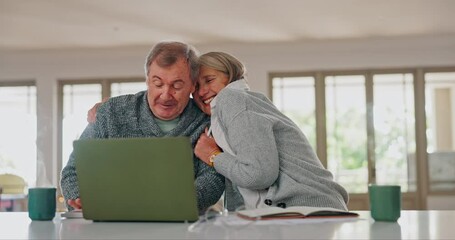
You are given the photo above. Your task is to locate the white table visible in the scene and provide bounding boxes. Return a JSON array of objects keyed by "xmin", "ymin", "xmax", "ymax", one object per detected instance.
[{"xmin": 1, "ymin": 211, "xmax": 454, "ymax": 239}]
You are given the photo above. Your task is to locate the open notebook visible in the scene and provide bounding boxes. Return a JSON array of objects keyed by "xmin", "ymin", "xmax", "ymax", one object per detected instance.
[
  {"xmin": 237, "ymin": 206, "xmax": 358, "ymax": 220},
  {"xmin": 73, "ymin": 137, "xmax": 199, "ymax": 222}
]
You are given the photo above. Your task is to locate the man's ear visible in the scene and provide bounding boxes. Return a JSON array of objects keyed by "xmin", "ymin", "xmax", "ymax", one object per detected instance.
[{"xmin": 190, "ymin": 83, "xmax": 196, "ymax": 94}]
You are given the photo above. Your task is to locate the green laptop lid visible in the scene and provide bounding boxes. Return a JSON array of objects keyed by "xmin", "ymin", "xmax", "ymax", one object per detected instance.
[{"xmin": 74, "ymin": 137, "xmax": 199, "ymax": 222}]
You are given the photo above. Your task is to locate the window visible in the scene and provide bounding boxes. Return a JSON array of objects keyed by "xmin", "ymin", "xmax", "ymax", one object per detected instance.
[
  {"xmin": 325, "ymin": 75, "xmax": 367, "ymax": 193},
  {"xmin": 59, "ymin": 79, "xmax": 145, "ymax": 171},
  {"xmin": 424, "ymin": 72, "xmax": 455, "ymax": 192},
  {"xmin": 272, "ymin": 76, "xmax": 316, "ymax": 149},
  {"xmin": 373, "ymin": 74, "xmax": 415, "ymax": 192},
  {"xmin": 271, "ymin": 71, "xmax": 419, "ymax": 194},
  {"xmin": 0, "ymin": 83, "xmax": 36, "ymax": 186},
  {"xmin": 62, "ymin": 84, "xmax": 102, "ymax": 168},
  {"xmin": 111, "ymin": 82, "xmax": 146, "ymax": 97},
  {"xmin": 271, "ymin": 67, "xmax": 455, "ymax": 209}
]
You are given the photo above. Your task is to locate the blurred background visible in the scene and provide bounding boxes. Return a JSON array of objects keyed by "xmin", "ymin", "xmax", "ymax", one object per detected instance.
[{"xmin": 1, "ymin": 0, "xmax": 454, "ymax": 211}]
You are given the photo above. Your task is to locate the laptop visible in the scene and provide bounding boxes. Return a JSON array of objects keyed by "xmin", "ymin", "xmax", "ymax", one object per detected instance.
[{"xmin": 73, "ymin": 136, "xmax": 199, "ymax": 222}]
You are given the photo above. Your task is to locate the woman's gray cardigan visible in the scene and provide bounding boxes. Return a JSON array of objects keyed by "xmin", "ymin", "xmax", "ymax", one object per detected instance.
[{"xmin": 211, "ymin": 80, "xmax": 349, "ymax": 211}]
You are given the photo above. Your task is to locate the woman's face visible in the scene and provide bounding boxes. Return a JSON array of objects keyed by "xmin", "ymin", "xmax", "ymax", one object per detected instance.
[{"xmin": 193, "ymin": 65, "xmax": 230, "ymax": 115}]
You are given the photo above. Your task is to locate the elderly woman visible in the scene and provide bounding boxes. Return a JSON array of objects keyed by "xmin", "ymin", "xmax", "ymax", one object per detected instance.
[{"xmin": 193, "ymin": 52, "xmax": 349, "ymax": 211}]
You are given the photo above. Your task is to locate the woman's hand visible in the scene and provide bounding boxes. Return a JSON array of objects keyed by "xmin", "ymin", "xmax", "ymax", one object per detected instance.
[
  {"xmin": 87, "ymin": 97, "xmax": 109, "ymax": 123},
  {"xmin": 195, "ymin": 128, "xmax": 222, "ymax": 166}
]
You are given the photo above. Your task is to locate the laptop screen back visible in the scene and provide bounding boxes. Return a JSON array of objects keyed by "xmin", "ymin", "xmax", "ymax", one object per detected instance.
[{"xmin": 74, "ymin": 137, "xmax": 199, "ymax": 222}]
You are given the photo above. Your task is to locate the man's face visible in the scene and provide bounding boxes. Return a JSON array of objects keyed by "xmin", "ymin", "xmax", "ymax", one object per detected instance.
[{"xmin": 146, "ymin": 58, "xmax": 195, "ymax": 120}]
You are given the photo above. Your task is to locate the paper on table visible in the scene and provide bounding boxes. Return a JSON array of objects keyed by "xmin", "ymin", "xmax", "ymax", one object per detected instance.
[
  {"xmin": 214, "ymin": 214, "xmax": 363, "ymax": 226},
  {"xmin": 61, "ymin": 209, "xmax": 83, "ymax": 219}
]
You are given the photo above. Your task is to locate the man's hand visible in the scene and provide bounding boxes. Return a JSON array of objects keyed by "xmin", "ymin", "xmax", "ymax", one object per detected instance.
[
  {"xmin": 87, "ymin": 97, "xmax": 108, "ymax": 123},
  {"xmin": 67, "ymin": 198, "xmax": 83, "ymax": 210}
]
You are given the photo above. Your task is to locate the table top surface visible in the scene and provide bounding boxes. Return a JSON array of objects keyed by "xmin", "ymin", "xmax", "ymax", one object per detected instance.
[{"xmin": 1, "ymin": 210, "xmax": 454, "ymax": 239}]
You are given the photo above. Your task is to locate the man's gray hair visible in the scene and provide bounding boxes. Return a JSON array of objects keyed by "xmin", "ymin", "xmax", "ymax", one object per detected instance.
[{"xmin": 144, "ymin": 41, "xmax": 199, "ymax": 83}]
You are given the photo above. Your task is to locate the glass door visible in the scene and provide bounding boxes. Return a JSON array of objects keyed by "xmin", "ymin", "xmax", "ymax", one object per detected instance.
[
  {"xmin": 325, "ymin": 75, "xmax": 368, "ymax": 193},
  {"xmin": 272, "ymin": 76, "xmax": 317, "ymax": 149},
  {"xmin": 271, "ymin": 71, "xmax": 420, "ymax": 209},
  {"xmin": 424, "ymin": 72, "xmax": 455, "ymax": 194},
  {"xmin": 372, "ymin": 73, "xmax": 416, "ymax": 191},
  {"xmin": 0, "ymin": 85, "xmax": 36, "ymax": 187}
]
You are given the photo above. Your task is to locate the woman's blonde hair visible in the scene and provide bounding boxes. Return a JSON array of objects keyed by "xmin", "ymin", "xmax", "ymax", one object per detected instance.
[{"xmin": 198, "ymin": 52, "xmax": 247, "ymax": 83}]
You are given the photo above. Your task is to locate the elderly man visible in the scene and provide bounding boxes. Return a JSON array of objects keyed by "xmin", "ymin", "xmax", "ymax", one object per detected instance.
[{"xmin": 60, "ymin": 41, "xmax": 225, "ymax": 213}]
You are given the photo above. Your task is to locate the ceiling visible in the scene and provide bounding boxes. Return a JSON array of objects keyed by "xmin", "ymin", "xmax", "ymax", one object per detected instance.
[{"xmin": 1, "ymin": 0, "xmax": 455, "ymax": 51}]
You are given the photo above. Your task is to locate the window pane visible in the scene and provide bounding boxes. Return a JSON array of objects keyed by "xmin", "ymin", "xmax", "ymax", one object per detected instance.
[
  {"xmin": 62, "ymin": 84, "xmax": 101, "ymax": 167},
  {"xmin": 425, "ymin": 72, "xmax": 455, "ymax": 192},
  {"xmin": 0, "ymin": 86, "xmax": 37, "ymax": 186},
  {"xmin": 326, "ymin": 75, "xmax": 367, "ymax": 193},
  {"xmin": 373, "ymin": 74, "xmax": 416, "ymax": 192},
  {"xmin": 272, "ymin": 77, "xmax": 316, "ymax": 149},
  {"xmin": 111, "ymin": 82, "xmax": 145, "ymax": 97}
]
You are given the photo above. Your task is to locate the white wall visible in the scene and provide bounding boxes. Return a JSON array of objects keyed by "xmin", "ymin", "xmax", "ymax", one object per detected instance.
[
  {"xmin": 1, "ymin": 34, "xmax": 455, "ymax": 207},
  {"xmin": 199, "ymin": 34, "xmax": 455, "ymax": 94}
]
